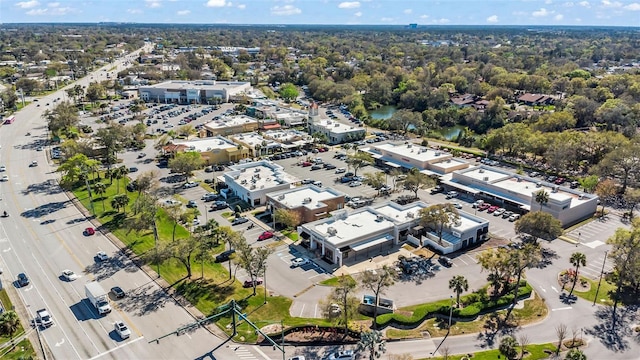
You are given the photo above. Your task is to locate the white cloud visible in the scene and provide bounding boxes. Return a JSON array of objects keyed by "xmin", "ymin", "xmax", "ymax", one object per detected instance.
[
  {"xmin": 380, "ymin": 17, "xmax": 394, "ymax": 22},
  {"xmin": 554, "ymin": 13, "xmax": 564, "ymax": 20},
  {"xmin": 145, "ymin": 0, "xmax": 161, "ymax": 8},
  {"xmin": 532, "ymin": 8, "xmax": 550, "ymax": 16},
  {"xmin": 237, "ymin": 3, "xmax": 245, "ymax": 9},
  {"xmin": 435, "ymin": 18, "xmax": 450, "ymax": 24},
  {"xmin": 562, "ymin": 2, "xmax": 574, "ymax": 6},
  {"xmin": 48, "ymin": 2, "xmax": 59, "ymax": 7},
  {"xmin": 420, "ymin": 14, "xmax": 429, "ymax": 19},
  {"xmin": 512, "ymin": 10, "xmax": 527, "ymax": 15},
  {"xmin": 486, "ymin": 15, "xmax": 498, "ymax": 23},
  {"xmin": 545, "ymin": 0, "xmax": 553, "ymax": 3},
  {"xmin": 354, "ymin": 11, "xmax": 362, "ymax": 17},
  {"xmin": 601, "ymin": 0, "xmax": 622, "ymax": 7},
  {"xmin": 16, "ymin": 0, "xmax": 39, "ymax": 9},
  {"xmin": 26, "ymin": 5, "xmax": 73, "ymax": 15},
  {"xmin": 578, "ymin": 1, "xmax": 590, "ymax": 7},
  {"xmin": 127, "ymin": 8, "xmax": 142, "ymax": 14},
  {"xmin": 338, "ymin": 2, "xmax": 360, "ymax": 9},
  {"xmin": 624, "ymin": 2, "xmax": 640, "ymax": 10},
  {"xmin": 270, "ymin": 5, "xmax": 301, "ymax": 15},
  {"xmin": 177, "ymin": 9, "xmax": 190, "ymax": 15},
  {"xmin": 403, "ymin": 9, "xmax": 412, "ymax": 14},
  {"xmin": 205, "ymin": 0, "xmax": 227, "ymax": 7}
]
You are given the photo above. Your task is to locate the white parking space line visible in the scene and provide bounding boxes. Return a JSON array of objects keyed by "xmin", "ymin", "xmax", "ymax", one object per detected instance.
[
  {"xmin": 464, "ymin": 254, "xmax": 477, "ymax": 263},
  {"xmin": 457, "ymin": 257, "xmax": 468, "ymax": 266},
  {"xmin": 298, "ymin": 304, "xmax": 305, "ymax": 317}
]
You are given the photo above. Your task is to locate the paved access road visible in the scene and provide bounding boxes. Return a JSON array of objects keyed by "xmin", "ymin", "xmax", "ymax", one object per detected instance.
[{"xmin": 0, "ymin": 44, "xmax": 251, "ymax": 360}]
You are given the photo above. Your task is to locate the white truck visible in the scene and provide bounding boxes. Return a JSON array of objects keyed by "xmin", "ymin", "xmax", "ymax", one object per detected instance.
[
  {"xmin": 36, "ymin": 308, "xmax": 53, "ymax": 328},
  {"xmin": 85, "ymin": 282, "xmax": 112, "ymax": 315}
]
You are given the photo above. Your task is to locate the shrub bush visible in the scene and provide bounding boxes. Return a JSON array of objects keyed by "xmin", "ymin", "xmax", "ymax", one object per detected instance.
[{"xmin": 376, "ymin": 281, "xmax": 532, "ymax": 327}]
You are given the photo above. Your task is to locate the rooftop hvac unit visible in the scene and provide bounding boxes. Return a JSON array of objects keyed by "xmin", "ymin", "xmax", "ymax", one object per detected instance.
[
  {"xmin": 241, "ymin": 179, "xmax": 247, "ymax": 184},
  {"xmin": 407, "ymin": 144, "xmax": 412, "ymax": 148},
  {"xmin": 250, "ymin": 185, "xmax": 256, "ymax": 190},
  {"xmin": 454, "ymin": 221, "xmax": 462, "ymax": 227},
  {"xmin": 234, "ymin": 175, "xmax": 240, "ymax": 180},
  {"xmin": 483, "ymin": 177, "xmax": 489, "ymax": 181},
  {"xmin": 435, "ymin": 152, "xmax": 441, "ymax": 156},
  {"xmin": 327, "ymin": 227, "xmax": 337, "ymax": 236},
  {"xmin": 479, "ymin": 169, "xmax": 485, "ymax": 173},
  {"xmin": 303, "ymin": 197, "xmax": 312, "ymax": 204},
  {"xmin": 219, "ymin": 141, "xmax": 224, "ymax": 145},
  {"xmin": 255, "ymin": 168, "xmax": 261, "ymax": 172},
  {"xmin": 375, "ymin": 215, "xmax": 384, "ymax": 222},
  {"xmin": 278, "ymin": 194, "xmax": 285, "ymax": 200},
  {"xmin": 207, "ymin": 147, "xmax": 212, "ymax": 151},
  {"xmin": 406, "ymin": 212, "xmax": 415, "ymax": 218},
  {"xmin": 241, "ymin": 169, "xmax": 246, "ymax": 173},
  {"xmin": 335, "ymin": 123, "xmax": 340, "ymax": 127},
  {"xmin": 552, "ymin": 185, "xmax": 559, "ymax": 193},
  {"xmin": 516, "ymin": 177, "xmax": 522, "ymax": 182}
]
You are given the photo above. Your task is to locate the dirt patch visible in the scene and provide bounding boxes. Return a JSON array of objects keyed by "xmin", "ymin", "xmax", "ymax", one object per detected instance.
[{"xmin": 258, "ymin": 326, "xmax": 360, "ymax": 345}]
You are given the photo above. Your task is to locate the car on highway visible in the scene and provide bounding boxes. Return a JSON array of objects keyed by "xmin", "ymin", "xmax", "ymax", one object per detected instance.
[
  {"xmin": 291, "ymin": 257, "xmax": 310, "ymax": 267},
  {"xmin": 84, "ymin": 227, "xmax": 96, "ymax": 236},
  {"xmin": 36, "ymin": 309, "xmax": 53, "ymax": 328},
  {"xmin": 326, "ymin": 350, "xmax": 354, "ymax": 360},
  {"xmin": 61, "ymin": 269, "xmax": 79, "ymax": 281},
  {"xmin": 111, "ymin": 286, "xmax": 126, "ymax": 299},
  {"xmin": 29, "ymin": 160, "xmax": 38, "ymax": 167},
  {"xmin": 231, "ymin": 217, "xmax": 249, "ymax": 225},
  {"xmin": 258, "ymin": 231, "xmax": 274, "ymax": 241},
  {"xmin": 0, "ymin": 165, "xmax": 5, "ymax": 172},
  {"xmin": 114, "ymin": 321, "xmax": 131, "ymax": 339},
  {"xmin": 96, "ymin": 251, "xmax": 109, "ymax": 261},
  {"xmin": 243, "ymin": 278, "xmax": 264, "ymax": 288},
  {"xmin": 17, "ymin": 273, "xmax": 30, "ymax": 287}
]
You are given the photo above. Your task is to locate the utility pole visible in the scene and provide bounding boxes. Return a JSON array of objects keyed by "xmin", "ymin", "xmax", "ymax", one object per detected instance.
[
  {"xmin": 593, "ymin": 250, "xmax": 608, "ymax": 306},
  {"xmin": 263, "ymin": 265, "xmax": 268, "ymax": 304},
  {"xmin": 448, "ymin": 295, "xmax": 453, "ymax": 332},
  {"xmin": 153, "ymin": 220, "xmax": 160, "ymax": 276}
]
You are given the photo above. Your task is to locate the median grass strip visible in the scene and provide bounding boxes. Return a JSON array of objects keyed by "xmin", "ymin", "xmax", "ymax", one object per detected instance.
[
  {"xmin": 425, "ymin": 342, "xmax": 556, "ymax": 360},
  {"xmin": 0, "ymin": 290, "xmax": 36, "ymax": 360},
  {"xmin": 319, "ymin": 275, "xmax": 355, "ymax": 286}
]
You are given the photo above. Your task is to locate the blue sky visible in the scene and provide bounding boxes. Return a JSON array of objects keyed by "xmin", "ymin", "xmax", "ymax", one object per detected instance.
[{"xmin": 3, "ymin": 0, "xmax": 640, "ymax": 26}]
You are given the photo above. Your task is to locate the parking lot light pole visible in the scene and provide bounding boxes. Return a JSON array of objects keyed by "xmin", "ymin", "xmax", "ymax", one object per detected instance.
[
  {"xmin": 593, "ymin": 250, "xmax": 608, "ymax": 306},
  {"xmin": 448, "ymin": 295, "xmax": 453, "ymax": 332}
]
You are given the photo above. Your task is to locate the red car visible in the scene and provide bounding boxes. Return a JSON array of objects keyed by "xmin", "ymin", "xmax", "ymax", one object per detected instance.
[
  {"xmin": 243, "ymin": 278, "xmax": 263, "ymax": 288},
  {"xmin": 258, "ymin": 231, "xmax": 274, "ymax": 241},
  {"xmin": 318, "ymin": 148, "xmax": 326, "ymax": 153},
  {"xmin": 487, "ymin": 205, "xmax": 499, "ymax": 213},
  {"xmin": 478, "ymin": 203, "xmax": 491, "ymax": 211},
  {"xmin": 301, "ymin": 161, "xmax": 312, "ymax": 167},
  {"xmin": 84, "ymin": 227, "xmax": 95, "ymax": 236}
]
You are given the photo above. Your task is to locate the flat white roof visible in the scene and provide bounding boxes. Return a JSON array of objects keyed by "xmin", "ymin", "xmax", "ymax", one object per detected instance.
[
  {"xmin": 269, "ymin": 186, "xmax": 343, "ymax": 209},
  {"xmin": 451, "ymin": 212, "xmax": 488, "ymax": 232},
  {"xmin": 373, "ymin": 143, "xmax": 452, "ymax": 163},
  {"xmin": 462, "ymin": 166, "xmax": 507, "ymax": 183},
  {"xmin": 313, "ymin": 119, "xmax": 365, "ymax": 134},
  {"xmin": 314, "ymin": 210, "xmax": 394, "ymax": 247},
  {"xmin": 432, "ymin": 158, "xmax": 468, "ymax": 170},
  {"xmin": 263, "ymin": 129, "xmax": 310, "ymax": 144},
  {"xmin": 230, "ymin": 132, "xmax": 280, "ymax": 148},
  {"xmin": 226, "ymin": 161, "xmax": 296, "ymax": 191},
  {"xmin": 145, "ymin": 80, "xmax": 249, "ymax": 91},
  {"xmin": 373, "ymin": 202, "xmax": 426, "ymax": 224},
  {"xmin": 493, "ymin": 177, "xmax": 578, "ymax": 203},
  {"xmin": 205, "ymin": 115, "xmax": 257, "ymax": 129},
  {"xmin": 174, "ymin": 136, "xmax": 237, "ymax": 152}
]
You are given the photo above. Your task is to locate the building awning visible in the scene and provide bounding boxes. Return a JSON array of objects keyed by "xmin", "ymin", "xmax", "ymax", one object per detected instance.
[
  {"xmin": 441, "ymin": 180, "xmax": 480, "ymax": 195},
  {"xmin": 350, "ymin": 235, "xmax": 393, "ymax": 252},
  {"xmin": 262, "ymin": 124, "xmax": 281, "ymax": 130},
  {"xmin": 370, "ymin": 154, "xmax": 383, "ymax": 159},
  {"xmin": 385, "ymin": 161, "xmax": 402, "ymax": 168}
]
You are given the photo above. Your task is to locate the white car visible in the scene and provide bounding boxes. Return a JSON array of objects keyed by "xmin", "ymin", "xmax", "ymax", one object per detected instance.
[
  {"xmin": 164, "ymin": 199, "xmax": 180, "ymax": 206},
  {"xmin": 114, "ymin": 321, "xmax": 131, "ymax": 339},
  {"xmin": 349, "ymin": 181, "xmax": 362, "ymax": 187},
  {"xmin": 452, "ymin": 202, "xmax": 463, "ymax": 209},
  {"xmin": 291, "ymin": 257, "xmax": 310, "ymax": 267},
  {"xmin": 61, "ymin": 269, "xmax": 79, "ymax": 281},
  {"xmin": 183, "ymin": 181, "xmax": 198, "ymax": 189},
  {"xmin": 0, "ymin": 175, "xmax": 8, "ymax": 182},
  {"xmin": 193, "ymin": 218, "xmax": 200, "ymax": 226},
  {"xmin": 0, "ymin": 165, "xmax": 5, "ymax": 172},
  {"xmin": 96, "ymin": 251, "xmax": 109, "ymax": 261},
  {"xmin": 508, "ymin": 214, "xmax": 521, "ymax": 222},
  {"xmin": 493, "ymin": 208, "xmax": 505, "ymax": 216}
]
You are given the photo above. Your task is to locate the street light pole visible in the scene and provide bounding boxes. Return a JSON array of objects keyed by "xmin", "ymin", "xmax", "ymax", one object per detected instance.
[
  {"xmin": 264, "ymin": 265, "xmax": 268, "ymax": 304},
  {"xmin": 448, "ymin": 295, "xmax": 453, "ymax": 332},
  {"xmin": 593, "ymin": 250, "xmax": 608, "ymax": 306}
]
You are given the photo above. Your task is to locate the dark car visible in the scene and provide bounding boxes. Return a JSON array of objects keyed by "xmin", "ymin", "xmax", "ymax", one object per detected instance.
[
  {"xmin": 215, "ymin": 249, "xmax": 236, "ymax": 262},
  {"xmin": 438, "ymin": 256, "xmax": 453, "ymax": 267},
  {"xmin": 311, "ymin": 165, "xmax": 322, "ymax": 170},
  {"xmin": 17, "ymin": 273, "xmax": 29, "ymax": 287},
  {"xmin": 243, "ymin": 278, "xmax": 263, "ymax": 288},
  {"xmin": 110, "ymin": 286, "xmax": 126, "ymax": 299}
]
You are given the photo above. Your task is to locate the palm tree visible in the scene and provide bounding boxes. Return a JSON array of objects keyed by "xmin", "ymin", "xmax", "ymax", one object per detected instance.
[
  {"xmin": 111, "ymin": 194, "xmax": 130, "ymax": 214},
  {"xmin": 568, "ymin": 252, "xmax": 587, "ymax": 296},
  {"xmin": 93, "ymin": 182, "xmax": 107, "ymax": 211},
  {"xmin": 535, "ymin": 189, "xmax": 549, "ymax": 211},
  {"xmin": 449, "ymin": 275, "xmax": 469, "ymax": 308},
  {"xmin": 113, "ymin": 165, "xmax": 128, "ymax": 194},
  {"xmin": 0, "ymin": 311, "xmax": 20, "ymax": 339}
]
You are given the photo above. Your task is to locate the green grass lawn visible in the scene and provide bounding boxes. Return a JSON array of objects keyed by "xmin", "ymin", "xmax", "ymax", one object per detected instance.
[
  {"xmin": 0, "ymin": 290, "xmax": 37, "ymax": 360},
  {"xmin": 573, "ymin": 276, "xmax": 616, "ymax": 306},
  {"xmin": 426, "ymin": 343, "xmax": 556, "ymax": 360},
  {"xmin": 283, "ymin": 230, "xmax": 298, "ymax": 241},
  {"xmin": 319, "ymin": 275, "xmax": 355, "ymax": 287}
]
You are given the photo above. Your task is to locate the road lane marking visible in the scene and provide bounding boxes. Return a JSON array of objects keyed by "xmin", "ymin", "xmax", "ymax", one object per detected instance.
[
  {"xmin": 551, "ymin": 286, "xmax": 558, "ymax": 293},
  {"xmin": 253, "ymin": 346, "xmax": 272, "ymax": 359},
  {"xmin": 551, "ymin": 307, "xmax": 573, "ymax": 311},
  {"xmin": 87, "ymin": 335, "xmax": 145, "ymax": 360}
]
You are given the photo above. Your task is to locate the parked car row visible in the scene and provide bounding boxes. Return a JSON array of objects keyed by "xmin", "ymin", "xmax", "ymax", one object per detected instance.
[{"xmin": 472, "ymin": 200, "xmax": 521, "ymax": 221}]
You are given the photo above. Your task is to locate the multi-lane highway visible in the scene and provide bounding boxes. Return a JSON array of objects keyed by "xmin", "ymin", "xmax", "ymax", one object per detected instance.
[{"xmin": 0, "ymin": 44, "xmax": 243, "ymax": 360}]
